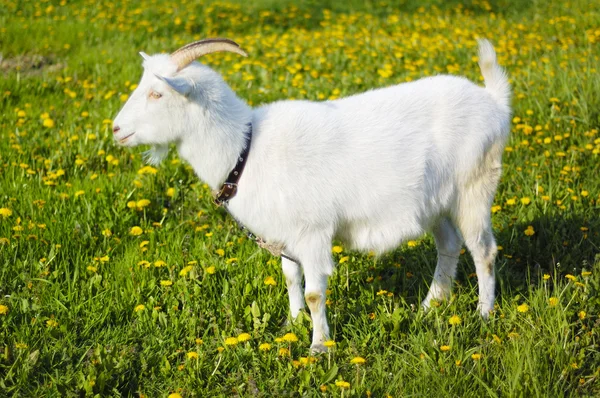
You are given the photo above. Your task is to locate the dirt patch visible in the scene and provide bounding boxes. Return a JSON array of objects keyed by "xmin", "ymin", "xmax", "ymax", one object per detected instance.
[{"xmin": 0, "ymin": 54, "xmax": 65, "ymax": 76}]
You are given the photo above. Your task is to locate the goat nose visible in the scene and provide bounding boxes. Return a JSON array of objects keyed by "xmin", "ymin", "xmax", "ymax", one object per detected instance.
[{"xmin": 113, "ymin": 125, "xmax": 120, "ymax": 134}]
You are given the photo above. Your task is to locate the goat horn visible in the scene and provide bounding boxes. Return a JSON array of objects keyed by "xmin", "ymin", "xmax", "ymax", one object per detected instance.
[{"xmin": 171, "ymin": 38, "xmax": 247, "ymax": 71}]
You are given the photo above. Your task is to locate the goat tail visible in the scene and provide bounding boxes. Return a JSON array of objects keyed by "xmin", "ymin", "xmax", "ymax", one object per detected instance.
[{"xmin": 477, "ymin": 39, "xmax": 511, "ymax": 110}]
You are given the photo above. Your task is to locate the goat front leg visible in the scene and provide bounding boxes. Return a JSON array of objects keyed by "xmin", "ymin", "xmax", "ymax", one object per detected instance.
[
  {"xmin": 304, "ymin": 269, "xmax": 330, "ymax": 352},
  {"xmin": 281, "ymin": 255, "xmax": 304, "ymax": 320},
  {"xmin": 292, "ymin": 238, "xmax": 334, "ymax": 353}
]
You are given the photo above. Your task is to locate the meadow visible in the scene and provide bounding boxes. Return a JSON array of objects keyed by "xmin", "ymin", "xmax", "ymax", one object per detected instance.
[{"xmin": 1, "ymin": 0, "xmax": 599, "ymax": 396}]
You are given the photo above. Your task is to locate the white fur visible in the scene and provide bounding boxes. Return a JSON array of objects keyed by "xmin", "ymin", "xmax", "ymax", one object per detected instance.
[{"xmin": 113, "ymin": 39, "xmax": 511, "ymax": 351}]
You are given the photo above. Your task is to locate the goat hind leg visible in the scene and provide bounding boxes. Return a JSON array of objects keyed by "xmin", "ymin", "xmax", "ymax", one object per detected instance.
[{"xmin": 422, "ymin": 218, "xmax": 462, "ymax": 309}]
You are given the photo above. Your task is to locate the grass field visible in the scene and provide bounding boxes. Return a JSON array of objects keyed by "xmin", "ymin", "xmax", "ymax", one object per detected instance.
[{"xmin": 1, "ymin": 0, "xmax": 599, "ymax": 396}]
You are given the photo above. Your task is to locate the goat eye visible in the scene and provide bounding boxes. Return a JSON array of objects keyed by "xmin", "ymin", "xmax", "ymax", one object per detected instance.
[{"xmin": 149, "ymin": 91, "xmax": 162, "ymax": 99}]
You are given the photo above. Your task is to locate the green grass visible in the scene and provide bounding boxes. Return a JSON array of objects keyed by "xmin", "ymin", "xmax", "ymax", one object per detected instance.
[{"xmin": 1, "ymin": 0, "xmax": 599, "ymax": 396}]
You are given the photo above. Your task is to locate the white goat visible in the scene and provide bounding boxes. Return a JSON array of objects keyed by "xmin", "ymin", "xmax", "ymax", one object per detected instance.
[{"xmin": 113, "ymin": 38, "xmax": 511, "ymax": 352}]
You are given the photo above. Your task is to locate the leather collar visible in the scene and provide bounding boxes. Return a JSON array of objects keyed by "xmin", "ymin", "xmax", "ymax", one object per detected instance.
[{"xmin": 214, "ymin": 123, "xmax": 252, "ymax": 205}]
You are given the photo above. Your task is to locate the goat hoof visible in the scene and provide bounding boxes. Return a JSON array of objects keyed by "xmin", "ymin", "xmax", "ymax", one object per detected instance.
[{"xmin": 310, "ymin": 344, "xmax": 328, "ymax": 354}]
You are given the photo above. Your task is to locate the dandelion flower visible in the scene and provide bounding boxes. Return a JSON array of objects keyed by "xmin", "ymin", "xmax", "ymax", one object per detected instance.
[
  {"xmin": 160, "ymin": 280, "xmax": 173, "ymax": 286},
  {"xmin": 264, "ymin": 276, "xmax": 277, "ymax": 286},
  {"xmin": 237, "ymin": 333, "xmax": 251, "ymax": 342},
  {"xmin": 335, "ymin": 380, "xmax": 350, "ymax": 388},
  {"xmin": 46, "ymin": 319, "xmax": 58, "ymax": 328},
  {"xmin": 548, "ymin": 297, "xmax": 559, "ymax": 306},
  {"xmin": 448, "ymin": 315, "xmax": 461, "ymax": 325},
  {"xmin": 471, "ymin": 353, "xmax": 482, "ymax": 360},
  {"xmin": 578, "ymin": 311, "xmax": 586, "ymax": 320},
  {"xmin": 130, "ymin": 226, "xmax": 143, "ymax": 236},
  {"xmin": 440, "ymin": 345, "xmax": 451, "ymax": 352},
  {"xmin": 186, "ymin": 352, "xmax": 198, "ymax": 359},
  {"xmin": 520, "ymin": 197, "xmax": 531, "ymax": 205},
  {"xmin": 283, "ymin": 333, "xmax": 298, "ymax": 342},
  {"xmin": 517, "ymin": 303, "xmax": 529, "ymax": 313},
  {"xmin": 323, "ymin": 340, "xmax": 336, "ymax": 348},
  {"xmin": 136, "ymin": 199, "xmax": 151, "ymax": 208},
  {"xmin": 205, "ymin": 266, "xmax": 216, "ymax": 274},
  {"xmin": 332, "ymin": 245, "xmax": 343, "ymax": 253},
  {"xmin": 350, "ymin": 356, "xmax": 366, "ymax": 364},
  {"xmin": 524, "ymin": 226, "xmax": 535, "ymax": 236},
  {"xmin": 0, "ymin": 208, "xmax": 13, "ymax": 218},
  {"xmin": 168, "ymin": 394, "xmax": 182, "ymax": 398},
  {"xmin": 179, "ymin": 265, "xmax": 193, "ymax": 276},
  {"xmin": 565, "ymin": 274, "xmax": 577, "ymax": 281},
  {"xmin": 225, "ymin": 337, "xmax": 238, "ymax": 346},
  {"xmin": 0, "ymin": 305, "xmax": 8, "ymax": 315},
  {"xmin": 278, "ymin": 347, "xmax": 289, "ymax": 356},
  {"xmin": 259, "ymin": 343, "xmax": 272, "ymax": 351},
  {"xmin": 339, "ymin": 255, "xmax": 349, "ymax": 264},
  {"xmin": 134, "ymin": 304, "xmax": 145, "ymax": 312}
]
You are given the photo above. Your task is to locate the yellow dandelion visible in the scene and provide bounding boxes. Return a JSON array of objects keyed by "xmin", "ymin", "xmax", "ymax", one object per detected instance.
[
  {"xmin": 195, "ymin": 338, "xmax": 203, "ymax": 345},
  {"xmin": 179, "ymin": 265, "xmax": 193, "ymax": 276},
  {"xmin": 215, "ymin": 248, "xmax": 225, "ymax": 257},
  {"xmin": 186, "ymin": 351, "xmax": 198, "ymax": 360},
  {"xmin": 259, "ymin": 343, "xmax": 272, "ymax": 351},
  {"xmin": 205, "ymin": 266, "xmax": 216, "ymax": 274},
  {"xmin": 264, "ymin": 276, "xmax": 277, "ymax": 286},
  {"xmin": 565, "ymin": 274, "xmax": 577, "ymax": 281},
  {"xmin": 323, "ymin": 340, "xmax": 336, "ymax": 348},
  {"xmin": 520, "ymin": 197, "xmax": 531, "ymax": 205},
  {"xmin": 548, "ymin": 297, "xmax": 559, "ymax": 306},
  {"xmin": 335, "ymin": 380, "xmax": 350, "ymax": 388},
  {"xmin": 134, "ymin": 304, "xmax": 145, "ymax": 312},
  {"xmin": 578, "ymin": 311, "xmax": 586, "ymax": 320},
  {"xmin": 278, "ymin": 347, "xmax": 289, "ymax": 356},
  {"xmin": 471, "ymin": 353, "xmax": 482, "ymax": 360},
  {"xmin": 136, "ymin": 199, "xmax": 151, "ymax": 208},
  {"xmin": 0, "ymin": 305, "xmax": 8, "ymax": 315},
  {"xmin": 350, "ymin": 356, "xmax": 366, "ymax": 364},
  {"xmin": 0, "ymin": 208, "xmax": 13, "ymax": 218},
  {"xmin": 237, "ymin": 333, "xmax": 251, "ymax": 342},
  {"xmin": 46, "ymin": 319, "xmax": 58, "ymax": 328},
  {"xmin": 448, "ymin": 315, "xmax": 461, "ymax": 325},
  {"xmin": 43, "ymin": 118, "xmax": 55, "ymax": 128},
  {"xmin": 283, "ymin": 333, "xmax": 298, "ymax": 342},
  {"xmin": 160, "ymin": 280, "xmax": 173, "ymax": 286},
  {"xmin": 543, "ymin": 274, "xmax": 551, "ymax": 280},
  {"xmin": 440, "ymin": 345, "xmax": 451, "ymax": 352},
  {"xmin": 517, "ymin": 303, "xmax": 529, "ymax": 313},
  {"xmin": 130, "ymin": 226, "xmax": 143, "ymax": 236},
  {"xmin": 166, "ymin": 187, "xmax": 175, "ymax": 197},
  {"xmin": 332, "ymin": 245, "xmax": 343, "ymax": 253},
  {"xmin": 581, "ymin": 271, "xmax": 591, "ymax": 277},
  {"xmin": 168, "ymin": 394, "xmax": 182, "ymax": 398},
  {"xmin": 524, "ymin": 226, "xmax": 535, "ymax": 236},
  {"xmin": 224, "ymin": 337, "xmax": 238, "ymax": 346},
  {"xmin": 339, "ymin": 255, "xmax": 349, "ymax": 264}
]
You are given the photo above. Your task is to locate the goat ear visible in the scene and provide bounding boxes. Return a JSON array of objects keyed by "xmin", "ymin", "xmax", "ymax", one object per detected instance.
[
  {"xmin": 155, "ymin": 74, "xmax": 191, "ymax": 96},
  {"xmin": 139, "ymin": 52, "xmax": 150, "ymax": 60}
]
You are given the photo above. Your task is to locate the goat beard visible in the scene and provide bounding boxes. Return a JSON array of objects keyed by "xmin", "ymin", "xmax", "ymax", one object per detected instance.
[{"xmin": 143, "ymin": 144, "xmax": 169, "ymax": 165}]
